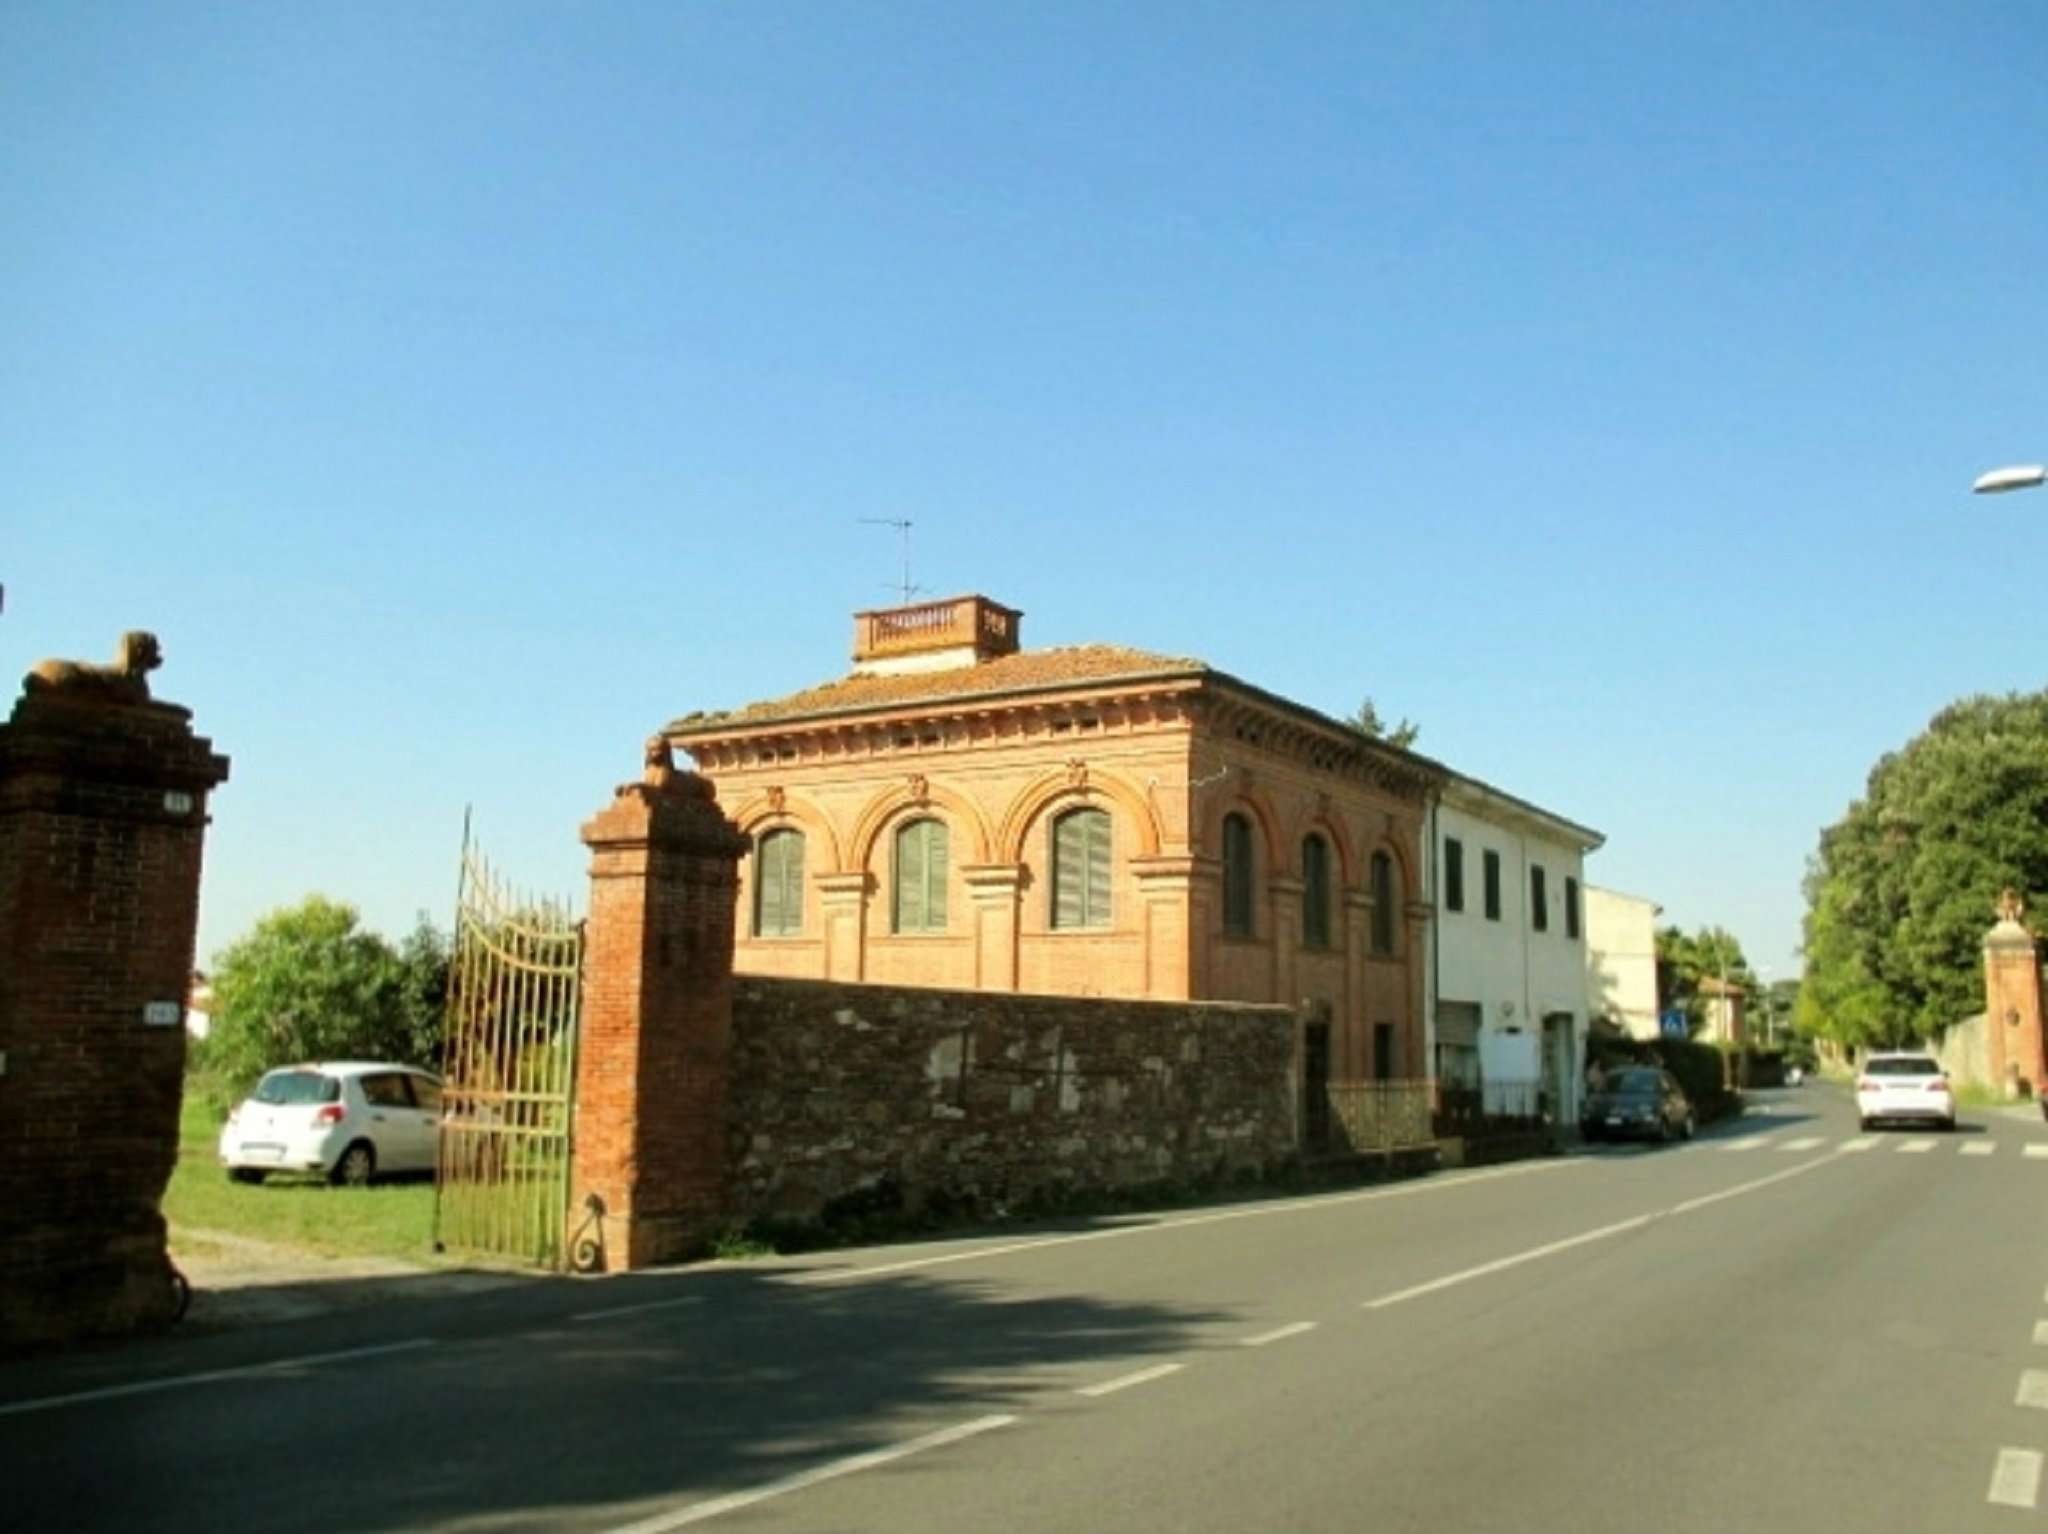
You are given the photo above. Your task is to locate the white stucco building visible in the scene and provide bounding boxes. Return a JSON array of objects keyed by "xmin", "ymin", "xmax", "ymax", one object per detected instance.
[
  {"xmin": 1584, "ymin": 885, "xmax": 1662, "ymax": 1040},
  {"xmin": 1424, "ymin": 775, "xmax": 1603, "ymax": 1124}
]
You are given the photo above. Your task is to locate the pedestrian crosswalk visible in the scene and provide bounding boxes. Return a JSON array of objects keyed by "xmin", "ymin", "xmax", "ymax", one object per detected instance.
[{"xmin": 1704, "ymin": 1134, "xmax": 2048, "ymax": 1158}]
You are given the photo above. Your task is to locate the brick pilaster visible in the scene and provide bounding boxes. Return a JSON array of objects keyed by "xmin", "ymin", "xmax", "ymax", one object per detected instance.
[
  {"xmin": 575, "ymin": 743, "xmax": 748, "ymax": 1269},
  {"xmin": 0, "ymin": 678, "xmax": 228, "ymax": 1349},
  {"xmin": 1986, "ymin": 907, "xmax": 2046, "ymax": 1097}
]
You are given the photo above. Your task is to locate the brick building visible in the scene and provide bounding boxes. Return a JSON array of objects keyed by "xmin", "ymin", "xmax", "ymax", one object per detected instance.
[{"xmin": 666, "ymin": 595, "xmax": 1444, "ymax": 1084}]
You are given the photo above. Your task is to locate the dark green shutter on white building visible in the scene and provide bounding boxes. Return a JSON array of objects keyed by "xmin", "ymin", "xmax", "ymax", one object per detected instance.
[
  {"xmin": 894, "ymin": 819, "xmax": 948, "ymax": 933},
  {"xmin": 1053, "ymin": 808, "xmax": 1111, "ymax": 929},
  {"xmin": 755, "ymin": 829, "xmax": 804, "ymax": 936}
]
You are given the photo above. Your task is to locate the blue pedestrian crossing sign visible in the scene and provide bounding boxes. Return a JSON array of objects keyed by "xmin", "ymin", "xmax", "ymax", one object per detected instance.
[{"xmin": 1659, "ymin": 1009, "xmax": 1689, "ymax": 1039}]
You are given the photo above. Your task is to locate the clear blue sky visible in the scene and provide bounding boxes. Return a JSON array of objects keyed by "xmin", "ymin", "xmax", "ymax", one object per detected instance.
[{"xmin": 7, "ymin": 3, "xmax": 2045, "ymax": 980}]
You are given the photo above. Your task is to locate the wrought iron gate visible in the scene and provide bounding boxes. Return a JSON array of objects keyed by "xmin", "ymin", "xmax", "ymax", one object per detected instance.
[{"xmin": 433, "ymin": 826, "xmax": 583, "ymax": 1268}]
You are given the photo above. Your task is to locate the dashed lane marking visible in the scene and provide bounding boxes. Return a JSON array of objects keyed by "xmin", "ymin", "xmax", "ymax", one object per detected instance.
[
  {"xmin": 1988, "ymin": 1448, "xmax": 2044, "ymax": 1509},
  {"xmin": 2032, "ymin": 1320, "xmax": 2048, "ymax": 1347},
  {"xmin": 1240, "ymin": 1322, "xmax": 1317, "ymax": 1348},
  {"xmin": 1720, "ymin": 1137, "xmax": 1774, "ymax": 1152},
  {"xmin": 1896, "ymin": 1139, "xmax": 1938, "ymax": 1154},
  {"xmin": 1836, "ymin": 1139, "xmax": 1877, "ymax": 1153},
  {"xmin": 600, "ymin": 1414, "xmax": 1018, "ymax": 1533},
  {"xmin": 2024, "ymin": 1144, "xmax": 2048, "ymax": 1160},
  {"xmin": 1076, "ymin": 1363, "xmax": 1185, "ymax": 1398},
  {"xmin": 1778, "ymin": 1136, "xmax": 1825, "ymax": 1152},
  {"xmin": 2017, "ymin": 1371, "xmax": 2048, "ymax": 1410},
  {"xmin": 1960, "ymin": 1141, "xmax": 1996, "ymax": 1156}
]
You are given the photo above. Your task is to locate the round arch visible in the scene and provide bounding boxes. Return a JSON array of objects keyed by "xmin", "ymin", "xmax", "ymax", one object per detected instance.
[
  {"xmin": 996, "ymin": 767, "xmax": 1162, "ymax": 865},
  {"xmin": 848, "ymin": 781, "xmax": 995, "ymax": 873},
  {"xmin": 729, "ymin": 791, "xmax": 844, "ymax": 873}
]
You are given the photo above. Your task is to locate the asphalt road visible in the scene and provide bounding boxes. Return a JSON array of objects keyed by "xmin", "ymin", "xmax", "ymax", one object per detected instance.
[{"xmin": 10, "ymin": 1085, "xmax": 2048, "ymax": 1533}]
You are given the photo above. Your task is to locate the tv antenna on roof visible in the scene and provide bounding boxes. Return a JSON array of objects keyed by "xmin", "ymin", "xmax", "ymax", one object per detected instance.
[{"xmin": 858, "ymin": 517, "xmax": 924, "ymax": 605}]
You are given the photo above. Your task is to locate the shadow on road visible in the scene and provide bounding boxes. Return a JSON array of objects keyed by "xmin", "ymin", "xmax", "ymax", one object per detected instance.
[{"xmin": 16, "ymin": 1248, "xmax": 1238, "ymax": 1534}]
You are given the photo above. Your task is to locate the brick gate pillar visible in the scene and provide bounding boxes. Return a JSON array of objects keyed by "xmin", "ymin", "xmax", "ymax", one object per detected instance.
[
  {"xmin": 1985, "ymin": 890, "xmax": 2045, "ymax": 1099},
  {"xmin": 0, "ymin": 633, "xmax": 229, "ymax": 1349},
  {"xmin": 575, "ymin": 739, "xmax": 749, "ymax": 1269}
]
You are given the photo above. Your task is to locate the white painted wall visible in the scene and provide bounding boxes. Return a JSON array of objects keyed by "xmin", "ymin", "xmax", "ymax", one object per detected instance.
[
  {"xmin": 1426, "ymin": 790, "xmax": 1595, "ymax": 1120},
  {"xmin": 1584, "ymin": 885, "xmax": 1661, "ymax": 1040}
]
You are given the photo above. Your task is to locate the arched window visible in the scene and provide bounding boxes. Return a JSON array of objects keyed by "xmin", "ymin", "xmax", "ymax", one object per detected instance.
[
  {"xmin": 1051, "ymin": 807, "xmax": 1112, "ymax": 929},
  {"xmin": 1302, "ymin": 834, "xmax": 1332, "ymax": 950},
  {"xmin": 893, "ymin": 818, "xmax": 949, "ymax": 933},
  {"xmin": 754, "ymin": 829, "xmax": 805, "ymax": 937},
  {"xmin": 1222, "ymin": 812, "xmax": 1255, "ymax": 937},
  {"xmin": 1369, "ymin": 849, "xmax": 1396, "ymax": 956}
]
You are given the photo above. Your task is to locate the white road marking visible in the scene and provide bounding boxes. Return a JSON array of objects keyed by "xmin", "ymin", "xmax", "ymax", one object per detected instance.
[
  {"xmin": 785, "ymin": 1157, "xmax": 1584, "ymax": 1286},
  {"xmin": 2032, "ymin": 1320, "xmax": 2048, "ymax": 1347},
  {"xmin": 1988, "ymin": 1448, "xmax": 2044, "ymax": 1509},
  {"xmin": 2018, "ymin": 1370, "xmax": 2048, "ymax": 1410},
  {"xmin": 1778, "ymin": 1136, "xmax": 1825, "ymax": 1152},
  {"xmin": 602, "ymin": 1414, "xmax": 1017, "ymax": 1533},
  {"xmin": 1958, "ymin": 1141, "xmax": 1996, "ymax": 1156},
  {"xmin": 1240, "ymin": 1321, "xmax": 1317, "ymax": 1348},
  {"xmin": 1721, "ymin": 1138, "xmax": 1773, "ymax": 1152},
  {"xmin": 2024, "ymin": 1144, "xmax": 2048, "ymax": 1160},
  {"xmin": 572, "ymin": 1296, "xmax": 705, "ymax": 1322},
  {"xmin": 1361, "ymin": 1156, "xmax": 1840, "ymax": 1311},
  {"xmin": 1896, "ymin": 1138, "xmax": 1938, "ymax": 1154},
  {"xmin": 1076, "ymin": 1362, "xmax": 1185, "ymax": 1398},
  {"xmin": 0, "ymin": 1339, "xmax": 434, "ymax": 1418},
  {"xmin": 1836, "ymin": 1138, "xmax": 1877, "ymax": 1153}
]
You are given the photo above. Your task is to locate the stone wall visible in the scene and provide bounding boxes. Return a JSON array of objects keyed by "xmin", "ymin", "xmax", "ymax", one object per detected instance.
[
  {"xmin": 1931, "ymin": 1012, "xmax": 1991, "ymax": 1090},
  {"xmin": 726, "ymin": 976, "xmax": 1299, "ymax": 1223}
]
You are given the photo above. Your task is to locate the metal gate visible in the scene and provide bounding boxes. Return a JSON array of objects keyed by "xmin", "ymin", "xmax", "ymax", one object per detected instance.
[{"xmin": 433, "ymin": 826, "xmax": 583, "ymax": 1268}]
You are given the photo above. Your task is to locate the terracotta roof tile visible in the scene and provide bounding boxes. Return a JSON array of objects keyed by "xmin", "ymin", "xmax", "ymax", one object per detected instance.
[{"xmin": 668, "ymin": 644, "xmax": 1207, "ymax": 732}]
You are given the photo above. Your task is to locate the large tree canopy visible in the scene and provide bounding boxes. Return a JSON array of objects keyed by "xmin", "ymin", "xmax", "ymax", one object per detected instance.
[
  {"xmin": 1797, "ymin": 691, "xmax": 2048, "ymax": 1049},
  {"xmin": 202, "ymin": 896, "xmax": 448, "ymax": 1092}
]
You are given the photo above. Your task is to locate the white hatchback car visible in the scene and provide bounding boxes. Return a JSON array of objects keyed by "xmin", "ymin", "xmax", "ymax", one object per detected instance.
[
  {"xmin": 1856, "ymin": 1052, "xmax": 1956, "ymax": 1131},
  {"xmin": 218, "ymin": 1062, "xmax": 443, "ymax": 1185}
]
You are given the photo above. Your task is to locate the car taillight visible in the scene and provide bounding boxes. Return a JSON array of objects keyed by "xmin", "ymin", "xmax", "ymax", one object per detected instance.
[
  {"xmin": 314, "ymin": 1104, "xmax": 346, "ymax": 1125},
  {"xmin": 1928, "ymin": 1079, "xmax": 1950, "ymax": 1094},
  {"xmin": 1857, "ymin": 1079, "xmax": 1877, "ymax": 1092}
]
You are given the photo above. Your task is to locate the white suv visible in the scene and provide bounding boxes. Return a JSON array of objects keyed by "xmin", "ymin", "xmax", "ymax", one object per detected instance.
[
  {"xmin": 218, "ymin": 1062, "xmax": 443, "ymax": 1185},
  {"xmin": 1856, "ymin": 1053, "xmax": 1955, "ymax": 1131}
]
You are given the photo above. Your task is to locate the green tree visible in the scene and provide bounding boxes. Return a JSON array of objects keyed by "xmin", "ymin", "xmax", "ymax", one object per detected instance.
[
  {"xmin": 1655, "ymin": 924, "xmax": 1757, "ymax": 1034},
  {"xmin": 204, "ymin": 897, "xmax": 448, "ymax": 1092},
  {"xmin": 1346, "ymin": 696, "xmax": 1420, "ymax": 751},
  {"xmin": 1798, "ymin": 690, "xmax": 2048, "ymax": 1048}
]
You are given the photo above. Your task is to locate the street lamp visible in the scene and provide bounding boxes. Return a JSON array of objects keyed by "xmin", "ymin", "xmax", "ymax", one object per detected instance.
[{"xmin": 1972, "ymin": 464, "xmax": 2046, "ymax": 494}]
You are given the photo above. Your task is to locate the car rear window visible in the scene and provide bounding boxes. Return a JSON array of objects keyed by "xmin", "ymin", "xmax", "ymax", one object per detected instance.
[
  {"xmin": 1606, "ymin": 1069, "xmax": 1663, "ymax": 1093},
  {"xmin": 254, "ymin": 1070, "xmax": 341, "ymax": 1105},
  {"xmin": 1865, "ymin": 1058, "xmax": 1939, "ymax": 1077}
]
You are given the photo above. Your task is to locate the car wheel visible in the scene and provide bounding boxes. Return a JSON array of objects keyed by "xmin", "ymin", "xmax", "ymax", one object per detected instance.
[
  {"xmin": 1681, "ymin": 1112, "xmax": 1696, "ymax": 1141},
  {"xmin": 228, "ymin": 1168, "xmax": 267, "ymax": 1186},
  {"xmin": 1859, "ymin": 1117, "xmax": 1873, "ymax": 1132},
  {"xmin": 1658, "ymin": 1117, "xmax": 1674, "ymax": 1144},
  {"xmin": 332, "ymin": 1141, "xmax": 377, "ymax": 1187}
]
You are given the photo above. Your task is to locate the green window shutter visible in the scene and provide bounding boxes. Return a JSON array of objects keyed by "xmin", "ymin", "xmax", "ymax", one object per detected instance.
[
  {"xmin": 895, "ymin": 821, "xmax": 926, "ymax": 933},
  {"xmin": 1053, "ymin": 809, "xmax": 1111, "ymax": 929},
  {"xmin": 1223, "ymin": 814, "xmax": 1253, "ymax": 936},
  {"xmin": 1303, "ymin": 835, "xmax": 1329, "ymax": 949},
  {"xmin": 894, "ymin": 819, "xmax": 949, "ymax": 933},
  {"xmin": 1083, "ymin": 810, "xmax": 1110, "ymax": 926},
  {"xmin": 756, "ymin": 830, "xmax": 804, "ymax": 937},
  {"xmin": 1370, "ymin": 851, "xmax": 1394, "ymax": 955}
]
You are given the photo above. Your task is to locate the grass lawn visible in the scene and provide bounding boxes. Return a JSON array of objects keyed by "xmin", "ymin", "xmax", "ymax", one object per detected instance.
[{"xmin": 164, "ymin": 1091, "xmax": 441, "ymax": 1263}]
